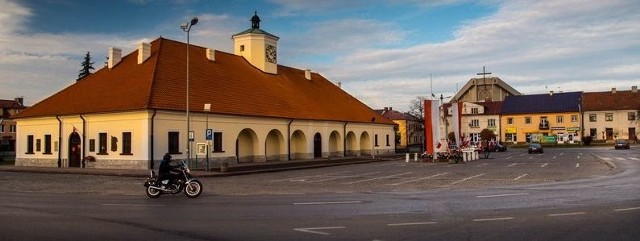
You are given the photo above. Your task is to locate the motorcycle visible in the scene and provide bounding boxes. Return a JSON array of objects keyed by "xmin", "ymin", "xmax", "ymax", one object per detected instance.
[{"xmin": 144, "ymin": 160, "xmax": 203, "ymax": 198}]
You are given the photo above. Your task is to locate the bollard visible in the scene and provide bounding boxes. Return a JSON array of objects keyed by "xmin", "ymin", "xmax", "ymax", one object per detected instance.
[
  {"xmin": 414, "ymin": 153, "xmax": 418, "ymax": 162},
  {"xmin": 406, "ymin": 153, "xmax": 409, "ymax": 163},
  {"xmin": 473, "ymin": 151, "xmax": 478, "ymax": 160}
]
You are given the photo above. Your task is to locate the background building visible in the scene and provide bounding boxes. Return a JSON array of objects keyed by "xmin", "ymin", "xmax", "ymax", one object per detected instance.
[
  {"xmin": 0, "ymin": 97, "xmax": 26, "ymax": 161},
  {"xmin": 583, "ymin": 86, "xmax": 639, "ymax": 142},
  {"xmin": 376, "ymin": 107, "xmax": 422, "ymax": 152}
]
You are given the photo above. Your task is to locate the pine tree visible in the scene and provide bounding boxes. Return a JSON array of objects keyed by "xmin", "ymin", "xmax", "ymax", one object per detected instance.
[{"xmin": 77, "ymin": 51, "xmax": 95, "ymax": 81}]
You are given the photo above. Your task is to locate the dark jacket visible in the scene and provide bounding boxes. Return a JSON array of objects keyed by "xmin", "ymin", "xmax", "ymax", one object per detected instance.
[{"xmin": 159, "ymin": 154, "xmax": 179, "ymax": 180}]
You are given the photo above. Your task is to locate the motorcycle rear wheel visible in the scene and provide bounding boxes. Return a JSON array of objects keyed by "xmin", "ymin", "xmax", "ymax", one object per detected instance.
[
  {"xmin": 184, "ymin": 180, "xmax": 202, "ymax": 198},
  {"xmin": 146, "ymin": 186, "xmax": 162, "ymax": 198}
]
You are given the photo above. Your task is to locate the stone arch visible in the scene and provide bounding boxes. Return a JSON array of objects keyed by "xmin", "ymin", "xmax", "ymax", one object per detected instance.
[
  {"xmin": 290, "ymin": 130, "xmax": 308, "ymax": 160},
  {"xmin": 236, "ymin": 128, "xmax": 259, "ymax": 163},
  {"xmin": 360, "ymin": 131, "xmax": 372, "ymax": 156},
  {"xmin": 328, "ymin": 130, "xmax": 342, "ymax": 157},
  {"xmin": 265, "ymin": 129, "xmax": 285, "ymax": 161},
  {"xmin": 345, "ymin": 131, "xmax": 358, "ymax": 157}
]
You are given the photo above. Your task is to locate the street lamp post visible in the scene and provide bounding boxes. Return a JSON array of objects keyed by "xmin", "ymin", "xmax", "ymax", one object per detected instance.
[{"xmin": 181, "ymin": 17, "xmax": 198, "ymax": 165}]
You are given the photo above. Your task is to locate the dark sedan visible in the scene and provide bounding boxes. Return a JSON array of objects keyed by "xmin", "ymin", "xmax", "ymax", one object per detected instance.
[
  {"xmin": 614, "ymin": 139, "xmax": 630, "ymax": 150},
  {"xmin": 528, "ymin": 142, "xmax": 543, "ymax": 154}
]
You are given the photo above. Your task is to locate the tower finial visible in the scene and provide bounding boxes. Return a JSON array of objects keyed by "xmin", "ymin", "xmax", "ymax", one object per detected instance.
[{"xmin": 251, "ymin": 11, "xmax": 261, "ymax": 29}]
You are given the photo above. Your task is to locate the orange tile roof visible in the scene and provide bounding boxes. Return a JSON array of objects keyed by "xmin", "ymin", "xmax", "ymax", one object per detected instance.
[
  {"xmin": 15, "ymin": 38, "xmax": 394, "ymax": 125},
  {"xmin": 582, "ymin": 90, "xmax": 640, "ymax": 111}
]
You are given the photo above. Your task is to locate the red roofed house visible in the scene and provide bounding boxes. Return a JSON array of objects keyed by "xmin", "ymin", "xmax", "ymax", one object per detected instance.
[
  {"xmin": 582, "ymin": 87, "xmax": 640, "ymax": 142},
  {"xmin": 1, "ymin": 97, "xmax": 26, "ymax": 161},
  {"xmin": 13, "ymin": 13, "xmax": 396, "ymax": 169},
  {"xmin": 376, "ymin": 107, "xmax": 422, "ymax": 151}
]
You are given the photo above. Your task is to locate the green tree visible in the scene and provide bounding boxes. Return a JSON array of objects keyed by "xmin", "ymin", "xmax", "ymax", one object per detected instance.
[
  {"xmin": 480, "ymin": 129, "xmax": 496, "ymax": 141},
  {"xmin": 77, "ymin": 51, "xmax": 94, "ymax": 81}
]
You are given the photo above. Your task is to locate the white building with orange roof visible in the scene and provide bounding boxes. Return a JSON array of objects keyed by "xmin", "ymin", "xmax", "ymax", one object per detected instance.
[{"xmin": 14, "ymin": 13, "xmax": 396, "ymax": 170}]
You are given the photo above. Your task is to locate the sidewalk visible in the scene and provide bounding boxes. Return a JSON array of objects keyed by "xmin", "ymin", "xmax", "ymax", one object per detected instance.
[{"xmin": 0, "ymin": 155, "xmax": 400, "ymax": 178}]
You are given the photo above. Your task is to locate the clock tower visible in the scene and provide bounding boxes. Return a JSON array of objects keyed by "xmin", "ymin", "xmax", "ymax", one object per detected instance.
[{"xmin": 232, "ymin": 12, "xmax": 279, "ymax": 74}]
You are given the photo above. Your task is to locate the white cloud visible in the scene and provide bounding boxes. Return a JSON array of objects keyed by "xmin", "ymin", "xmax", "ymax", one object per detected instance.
[{"xmin": 313, "ymin": 0, "xmax": 640, "ymax": 111}]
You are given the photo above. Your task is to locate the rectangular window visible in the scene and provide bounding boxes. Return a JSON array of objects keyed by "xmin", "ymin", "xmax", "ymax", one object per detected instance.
[
  {"xmin": 605, "ymin": 113, "xmax": 613, "ymax": 121},
  {"xmin": 471, "ymin": 108, "xmax": 479, "ymax": 114},
  {"xmin": 386, "ymin": 134, "xmax": 390, "ymax": 146},
  {"xmin": 571, "ymin": 115, "xmax": 578, "ymax": 122},
  {"xmin": 10, "ymin": 125, "xmax": 16, "ymax": 133},
  {"xmin": 488, "ymin": 119, "xmax": 496, "ymax": 127},
  {"xmin": 505, "ymin": 133, "xmax": 517, "ymax": 143},
  {"xmin": 98, "ymin": 133, "xmax": 108, "ymax": 154},
  {"xmin": 44, "ymin": 135, "xmax": 52, "ymax": 154},
  {"xmin": 590, "ymin": 128, "xmax": 597, "ymax": 138},
  {"xmin": 556, "ymin": 115, "xmax": 564, "ymax": 124},
  {"xmin": 374, "ymin": 134, "xmax": 379, "ymax": 147},
  {"xmin": 0, "ymin": 124, "xmax": 4, "ymax": 133},
  {"xmin": 507, "ymin": 118, "xmax": 514, "ymax": 125},
  {"xmin": 589, "ymin": 114, "xmax": 597, "ymax": 122},
  {"xmin": 122, "ymin": 132, "xmax": 132, "ymax": 155},
  {"xmin": 525, "ymin": 117, "xmax": 531, "ymax": 124},
  {"xmin": 213, "ymin": 132, "xmax": 223, "ymax": 152},
  {"xmin": 470, "ymin": 119, "xmax": 480, "ymax": 128},
  {"xmin": 168, "ymin": 131, "xmax": 180, "ymax": 154},
  {"xmin": 26, "ymin": 135, "xmax": 34, "ymax": 154},
  {"xmin": 89, "ymin": 139, "xmax": 95, "ymax": 152},
  {"xmin": 628, "ymin": 112, "xmax": 636, "ymax": 121}
]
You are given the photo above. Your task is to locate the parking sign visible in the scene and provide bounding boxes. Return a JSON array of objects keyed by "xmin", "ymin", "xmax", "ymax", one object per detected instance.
[{"xmin": 206, "ymin": 128, "xmax": 213, "ymax": 140}]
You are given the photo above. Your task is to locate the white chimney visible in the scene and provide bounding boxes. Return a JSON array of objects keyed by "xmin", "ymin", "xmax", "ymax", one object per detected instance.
[
  {"xmin": 612, "ymin": 88, "xmax": 617, "ymax": 94},
  {"xmin": 137, "ymin": 42, "xmax": 151, "ymax": 64},
  {"xmin": 632, "ymin": 86, "xmax": 638, "ymax": 93},
  {"xmin": 108, "ymin": 47, "xmax": 122, "ymax": 69},
  {"xmin": 304, "ymin": 69, "xmax": 311, "ymax": 80},
  {"xmin": 206, "ymin": 48, "xmax": 215, "ymax": 61}
]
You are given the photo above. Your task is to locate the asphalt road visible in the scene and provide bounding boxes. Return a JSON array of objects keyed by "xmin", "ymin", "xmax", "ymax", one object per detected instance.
[{"xmin": 0, "ymin": 146, "xmax": 639, "ymax": 240}]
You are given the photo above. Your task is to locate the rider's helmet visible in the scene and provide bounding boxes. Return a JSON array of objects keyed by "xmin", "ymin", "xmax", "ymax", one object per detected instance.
[{"xmin": 163, "ymin": 153, "xmax": 172, "ymax": 161}]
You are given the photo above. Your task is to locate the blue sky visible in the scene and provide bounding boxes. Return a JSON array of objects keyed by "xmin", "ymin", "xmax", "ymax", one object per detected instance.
[{"xmin": 1, "ymin": 0, "xmax": 639, "ymax": 111}]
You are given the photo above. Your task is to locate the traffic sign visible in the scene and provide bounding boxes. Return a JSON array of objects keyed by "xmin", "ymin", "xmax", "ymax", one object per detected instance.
[{"xmin": 206, "ymin": 129, "xmax": 213, "ymax": 140}]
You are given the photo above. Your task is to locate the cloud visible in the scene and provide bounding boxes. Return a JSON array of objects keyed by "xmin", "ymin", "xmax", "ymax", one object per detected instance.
[{"xmin": 311, "ymin": 0, "xmax": 640, "ymax": 111}]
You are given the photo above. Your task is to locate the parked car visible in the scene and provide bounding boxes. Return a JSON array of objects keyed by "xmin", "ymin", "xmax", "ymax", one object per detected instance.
[
  {"xmin": 528, "ymin": 142, "xmax": 543, "ymax": 154},
  {"xmin": 614, "ymin": 139, "xmax": 630, "ymax": 150}
]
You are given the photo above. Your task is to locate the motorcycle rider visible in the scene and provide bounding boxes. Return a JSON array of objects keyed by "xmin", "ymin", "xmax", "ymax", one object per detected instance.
[{"xmin": 158, "ymin": 153, "xmax": 181, "ymax": 188}]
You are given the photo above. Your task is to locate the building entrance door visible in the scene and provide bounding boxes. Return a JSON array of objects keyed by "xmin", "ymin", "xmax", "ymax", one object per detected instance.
[{"xmin": 68, "ymin": 132, "xmax": 81, "ymax": 167}]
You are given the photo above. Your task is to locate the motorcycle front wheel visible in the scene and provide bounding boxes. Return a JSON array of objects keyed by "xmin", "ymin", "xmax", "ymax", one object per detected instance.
[
  {"xmin": 146, "ymin": 186, "xmax": 162, "ymax": 198},
  {"xmin": 184, "ymin": 180, "xmax": 202, "ymax": 198}
]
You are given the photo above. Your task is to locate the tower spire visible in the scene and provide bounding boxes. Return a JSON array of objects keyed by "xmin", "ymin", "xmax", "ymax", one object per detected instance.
[{"xmin": 251, "ymin": 11, "xmax": 261, "ymax": 29}]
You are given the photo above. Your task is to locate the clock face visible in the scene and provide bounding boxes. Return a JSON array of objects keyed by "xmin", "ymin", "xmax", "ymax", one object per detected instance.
[{"xmin": 265, "ymin": 44, "xmax": 277, "ymax": 63}]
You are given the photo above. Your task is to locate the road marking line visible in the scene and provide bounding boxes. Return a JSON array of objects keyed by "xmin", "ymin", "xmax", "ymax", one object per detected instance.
[
  {"xmin": 293, "ymin": 226, "xmax": 345, "ymax": 235},
  {"xmin": 513, "ymin": 174, "xmax": 528, "ymax": 180},
  {"xmin": 270, "ymin": 171, "xmax": 350, "ymax": 182},
  {"xmin": 473, "ymin": 217, "xmax": 514, "ymax": 222},
  {"xmin": 309, "ymin": 172, "xmax": 380, "ymax": 183},
  {"xmin": 476, "ymin": 193, "xmax": 529, "ymax": 198},
  {"xmin": 559, "ymin": 153, "xmax": 564, "ymax": 156},
  {"xmin": 600, "ymin": 157, "xmax": 612, "ymax": 161},
  {"xmin": 505, "ymin": 156, "xmax": 512, "ymax": 160},
  {"xmin": 387, "ymin": 222, "xmax": 437, "ymax": 226},
  {"xmin": 540, "ymin": 163, "xmax": 549, "ymax": 167},
  {"xmin": 101, "ymin": 204, "xmax": 166, "ymax": 207},
  {"xmin": 548, "ymin": 212, "xmax": 586, "ymax": 217},
  {"xmin": 450, "ymin": 173, "xmax": 485, "ymax": 185},
  {"xmin": 614, "ymin": 207, "xmax": 640, "ymax": 212},
  {"xmin": 507, "ymin": 163, "xmax": 517, "ymax": 167},
  {"xmin": 629, "ymin": 157, "xmax": 639, "ymax": 161},
  {"xmin": 576, "ymin": 163, "xmax": 580, "ymax": 168},
  {"xmin": 293, "ymin": 201, "xmax": 363, "ymax": 205},
  {"xmin": 529, "ymin": 156, "xmax": 534, "ymax": 160},
  {"xmin": 343, "ymin": 172, "xmax": 414, "ymax": 184},
  {"xmin": 552, "ymin": 156, "xmax": 557, "ymax": 159},
  {"xmin": 616, "ymin": 157, "xmax": 625, "ymax": 160},
  {"xmin": 577, "ymin": 155, "xmax": 580, "ymax": 159},
  {"xmin": 387, "ymin": 172, "xmax": 448, "ymax": 185}
]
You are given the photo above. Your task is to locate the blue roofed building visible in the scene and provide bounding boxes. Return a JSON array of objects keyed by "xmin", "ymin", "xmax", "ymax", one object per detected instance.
[{"xmin": 500, "ymin": 91, "xmax": 583, "ymax": 144}]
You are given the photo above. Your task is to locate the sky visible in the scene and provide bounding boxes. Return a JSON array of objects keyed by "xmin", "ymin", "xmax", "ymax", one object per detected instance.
[{"xmin": 1, "ymin": 0, "xmax": 639, "ymax": 112}]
